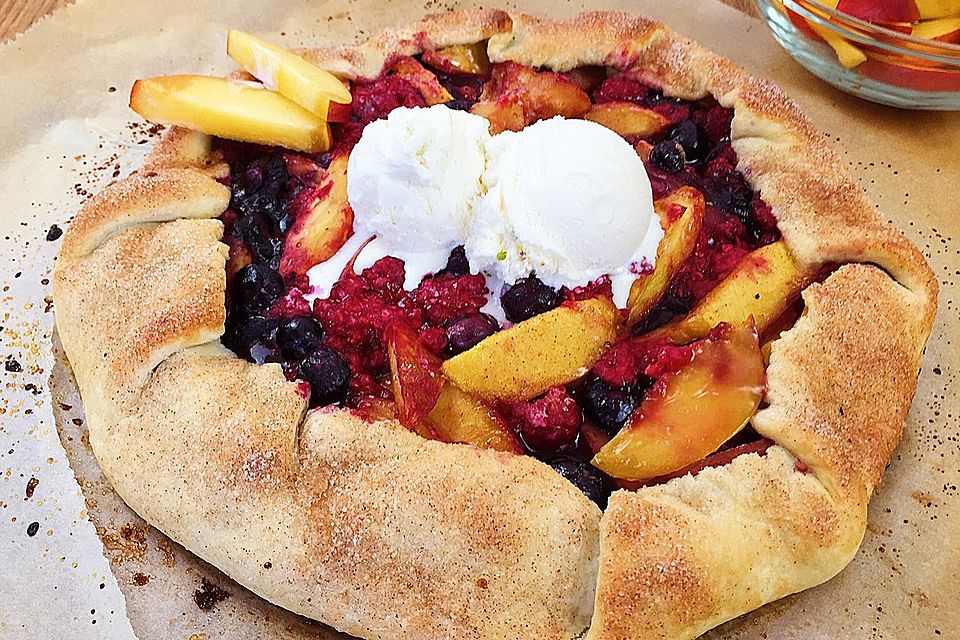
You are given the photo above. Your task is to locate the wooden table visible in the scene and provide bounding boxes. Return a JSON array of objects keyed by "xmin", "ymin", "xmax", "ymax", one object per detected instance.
[{"xmin": 0, "ymin": 0, "xmax": 759, "ymax": 42}]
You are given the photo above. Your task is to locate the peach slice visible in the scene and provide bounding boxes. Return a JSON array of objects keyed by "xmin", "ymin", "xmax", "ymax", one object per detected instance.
[
  {"xmin": 626, "ymin": 187, "xmax": 705, "ymax": 329},
  {"xmin": 563, "ymin": 66, "xmax": 607, "ymax": 93},
  {"xmin": 915, "ymin": 0, "xmax": 960, "ymax": 19},
  {"xmin": 226, "ymin": 30, "xmax": 351, "ymax": 120},
  {"xmin": 385, "ymin": 320, "xmax": 444, "ymax": 439},
  {"xmin": 278, "ymin": 154, "xmax": 354, "ymax": 279},
  {"xmin": 469, "ymin": 99, "xmax": 526, "ymax": 133},
  {"xmin": 634, "ymin": 140, "xmax": 654, "ymax": 161},
  {"xmin": 427, "ymin": 383, "xmax": 523, "ymax": 453},
  {"xmin": 592, "ymin": 322, "xmax": 765, "ymax": 482},
  {"xmin": 809, "ymin": 21, "xmax": 869, "ymax": 67},
  {"xmin": 660, "ymin": 241, "xmax": 816, "ymax": 343},
  {"xmin": 442, "ymin": 297, "xmax": 620, "ymax": 402},
  {"xmin": 130, "ymin": 75, "xmax": 331, "ymax": 152},
  {"xmin": 836, "ymin": 0, "xmax": 920, "ymax": 23},
  {"xmin": 583, "ymin": 102, "xmax": 671, "ymax": 138},
  {"xmin": 859, "ymin": 51, "xmax": 960, "ymax": 90},
  {"xmin": 421, "ymin": 42, "xmax": 491, "ymax": 76},
  {"xmin": 385, "ymin": 319, "xmax": 522, "ymax": 452},
  {"xmin": 470, "ymin": 62, "xmax": 591, "ymax": 133},
  {"xmin": 912, "ymin": 16, "xmax": 960, "ymax": 42},
  {"xmin": 390, "ymin": 56, "xmax": 453, "ymax": 106}
]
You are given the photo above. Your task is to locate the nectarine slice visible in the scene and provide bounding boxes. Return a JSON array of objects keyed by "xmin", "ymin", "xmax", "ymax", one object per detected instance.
[
  {"xmin": 226, "ymin": 30, "xmax": 351, "ymax": 120},
  {"xmin": 469, "ymin": 99, "xmax": 526, "ymax": 133},
  {"xmin": 385, "ymin": 320, "xmax": 444, "ymax": 439},
  {"xmin": 442, "ymin": 297, "xmax": 620, "ymax": 402},
  {"xmin": 390, "ymin": 56, "xmax": 453, "ymax": 106},
  {"xmin": 660, "ymin": 241, "xmax": 816, "ymax": 343},
  {"xmin": 421, "ymin": 42, "xmax": 491, "ymax": 76},
  {"xmin": 809, "ymin": 21, "xmax": 869, "ymax": 67},
  {"xmin": 470, "ymin": 62, "xmax": 591, "ymax": 133},
  {"xmin": 583, "ymin": 102, "xmax": 671, "ymax": 138},
  {"xmin": 130, "ymin": 75, "xmax": 331, "ymax": 152},
  {"xmin": 427, "ymin": 383, "xmax": 523, "ymax": 453},
  {"xmin": 626, "ymin": 187, "xmax": 705, "ymax": 329},
  {"xmin": 279, "ymin": 155, "xmax": 354, "ymax": 279},
  {"xmin": 912, "ymin": 16, "xmax": 960, "ymax": 42},
  {"xmin": 915, "ymin": 0, "xmax": 960, "ymax": 20},
  {"xmin": 836, "ymin": 0, "xmax": 920, "ymax": 23},
  {"xmin": 592, "ymin": 322, "xmax": 765, "ymax": 482}
]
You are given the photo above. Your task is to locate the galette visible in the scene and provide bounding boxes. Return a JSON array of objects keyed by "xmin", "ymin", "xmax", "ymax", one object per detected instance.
[{"xmin": 53, "ymin": 9, "xmax": 937, "ymax": 640}]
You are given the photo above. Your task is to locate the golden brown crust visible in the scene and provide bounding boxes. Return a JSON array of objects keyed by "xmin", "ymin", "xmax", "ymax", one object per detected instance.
[
  {"xmin": 589, "ymin": 447, "xmax": 864, "ymax": 640},
  {"xmin": 55, "ymin": 219, "xmax": 227, "ymax": 406},
  {"xmin": 297, "ymin": 8, "xmax": 513, "ymax": 79},
  {"xmin": 85, "ymin": 347, "xmax": 599, "ymax": 640},
  {"xmin": 52, "ymin": 9, "xmax": 939, "ymax": 640},
  {"xmin": 754, "ymin": 264, "xmax": 931, "ymax": 501},
  {"xmin": 59, "ymin": 166, "xmax": 230, "ymax": 260}
]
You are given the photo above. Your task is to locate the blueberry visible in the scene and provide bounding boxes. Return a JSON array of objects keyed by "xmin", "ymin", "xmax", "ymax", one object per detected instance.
[
  {"xmin": 649, "ymin": 140, "xmax": 686, "ymax": 174},
  {"xmin": 548, "ymin": 455, "xmax": 613, "ymax": 508},
  {"xmin": 439, "ymin": 245, "xmax": 470, "ymax": 277},
  {"xmin": 277, "ymin": 316, "xmax": 325, "ymax": 361},
  {"xmin": 445, "ymin": 313, "xmax": 499, "ymax": 355},
  {"xmin": 582, "ymin": 377, "xmax": 641, "ymax": 435},
  {"xmin": 299, "ymin": 346, "xmax": 351, "ymax": 406},
  {"xmin": 235, "ymin": 213, "xmax": 282, "ymax": 267},
  {"xmin": 233, "ymin": 264, "xmax": 285, "ymax": 315},
  {"xmin": 632, "ymin": 293, "xmax": 692, "ymax": 335},
  {"xmin": 501, "ymin": 276, "xmax": 561, "ymax": 323},
  {"xmin": 713, "ymin": 189, "xmax": 753, "ymax": 226},
  {"xmin": 444, "ymin": 98, "xmax": 472, "ymax": 111},
  {"xmin": 233, "ymin": 315, "xmax": 279, "ymax": 349},
  {"xmin": 231, "ymin": 155, "xmax": 292, "ymax": 227},
  {"xmin": 668, "ymin": 121, "xmax": 704, "ymax": 162}
]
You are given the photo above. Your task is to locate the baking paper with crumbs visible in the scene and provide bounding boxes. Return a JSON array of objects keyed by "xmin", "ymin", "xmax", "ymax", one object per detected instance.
[{"xmin": 0, "ymin": 0, "xmax": 957, "ymax": 638}]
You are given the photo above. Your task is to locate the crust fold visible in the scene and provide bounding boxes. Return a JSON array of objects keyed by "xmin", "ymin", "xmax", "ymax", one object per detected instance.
[{"xmin": 85, "ymin": 348, "xmax": 600, "ymax": 640}]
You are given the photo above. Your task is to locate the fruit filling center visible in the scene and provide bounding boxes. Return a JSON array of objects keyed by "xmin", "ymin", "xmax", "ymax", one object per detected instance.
[{"xmin": 216, "ymin": 56, "xmax": 795, "ymax": 507}]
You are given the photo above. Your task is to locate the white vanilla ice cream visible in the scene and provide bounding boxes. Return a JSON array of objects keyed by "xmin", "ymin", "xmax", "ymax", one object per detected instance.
[
  {"xmin": 348, "ymin": 105, "xmax": 489, "ymax": 288},
  {"xmin": 307, "ymin": 105, "xmax": 661, "ymax": 309},
  {"xmin": 467, "ymin": 117, "xmax": 661, "ymax": 307}
]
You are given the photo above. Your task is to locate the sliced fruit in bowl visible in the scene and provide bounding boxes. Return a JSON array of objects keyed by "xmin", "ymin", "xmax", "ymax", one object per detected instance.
[{"xmin": 592, "ymin": 322, "xmax": 766, "ymax": 482}]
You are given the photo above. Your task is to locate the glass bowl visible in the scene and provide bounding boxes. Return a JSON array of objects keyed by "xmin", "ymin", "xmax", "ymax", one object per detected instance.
[{"xmin": 756, "ymin": 0, "xmax": 960, "ymax": 109}]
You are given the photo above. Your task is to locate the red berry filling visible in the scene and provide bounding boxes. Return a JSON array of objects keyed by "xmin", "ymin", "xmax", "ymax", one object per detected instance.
[{"xmin": 215, "ymin": 63, "xmax": 782, "ymax": 504}]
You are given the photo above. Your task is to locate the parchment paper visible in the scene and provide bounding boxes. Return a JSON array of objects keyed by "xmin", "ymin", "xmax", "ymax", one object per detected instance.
[{"xmin": 1, "ymin": 1, "xmax": 957, "ymax": 639}]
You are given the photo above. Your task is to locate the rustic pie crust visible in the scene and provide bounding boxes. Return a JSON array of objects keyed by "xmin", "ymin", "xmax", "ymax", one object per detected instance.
[{"xmin": 52, "ymin": 9, "xmax": 938, "ymax": 640}]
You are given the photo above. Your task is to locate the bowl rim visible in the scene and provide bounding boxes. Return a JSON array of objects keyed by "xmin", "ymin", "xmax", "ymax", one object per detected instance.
[{"xmin": 778, "ymin": 0, "xmax": 960, "ymax": 66}]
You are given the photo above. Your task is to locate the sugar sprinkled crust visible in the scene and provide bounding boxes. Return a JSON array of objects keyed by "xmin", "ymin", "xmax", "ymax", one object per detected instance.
[{"xmin": 53, "ymin": 10, "xmax": 937, "ymax": 640}]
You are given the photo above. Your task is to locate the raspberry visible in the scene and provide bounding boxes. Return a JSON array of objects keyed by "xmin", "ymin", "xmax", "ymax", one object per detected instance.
[{"xmin": 510, "ymin": 387, "xmax": 583, "ymax": 451}]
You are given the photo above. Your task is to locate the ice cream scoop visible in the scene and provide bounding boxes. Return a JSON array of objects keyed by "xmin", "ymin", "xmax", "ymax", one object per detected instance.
[
  {"xmin": 308, "ymin": 106, "xmax": 660, "ymax": 308},
  {"xmin": 344, "ymin": 104, "xmax": 491, "ymax": 288},
  {"xmin": 465, "ymin": 117, "xmax": 661, "ymax": 306}
]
